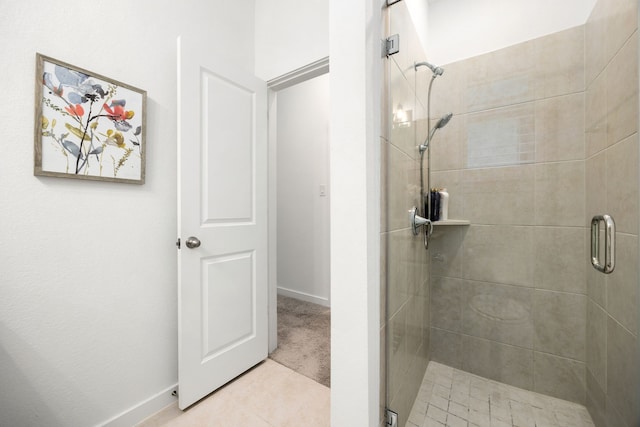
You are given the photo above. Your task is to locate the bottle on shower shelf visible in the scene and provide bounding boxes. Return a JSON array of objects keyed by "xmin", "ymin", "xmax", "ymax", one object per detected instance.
[
  {"xmin": 430, "ymin": 188, "xmax": 440, "ymax": 221},
  {"xmin": 439, "ymin": 188, "xmax": 449, "ymax": 221}
]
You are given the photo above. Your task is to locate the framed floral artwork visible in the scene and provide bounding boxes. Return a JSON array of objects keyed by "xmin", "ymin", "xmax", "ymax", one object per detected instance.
[{"xmin": 34, "ymin": 53, "xmax": 146, "ymax": 184}]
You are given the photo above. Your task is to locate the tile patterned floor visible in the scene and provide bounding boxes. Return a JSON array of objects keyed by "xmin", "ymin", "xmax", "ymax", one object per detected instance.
[
  {"xmin": 407, "ymin": 362, "xmax": 595, "ymax": 427},
  {"xmin": 136, "ymin": 359, "xmax": 330, "ymax": 427}
]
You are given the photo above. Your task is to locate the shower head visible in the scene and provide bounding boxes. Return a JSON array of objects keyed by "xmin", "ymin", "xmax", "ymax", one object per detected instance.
[
  {"xmin": 419, "ymin": 113, "xmax": 453, "ymax": 154},
  {"xmin": 434, "ymin": 112, "xmax": 453, "ymax": 130},
  {"xmin": 414, "ymin": 61, "xmax": 444, "ymax": 77}
]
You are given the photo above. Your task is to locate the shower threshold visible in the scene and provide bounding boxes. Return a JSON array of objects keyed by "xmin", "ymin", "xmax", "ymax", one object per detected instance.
[{"xmin": 406, "ymin": 361, "xmax": 594, "ymax": 427}]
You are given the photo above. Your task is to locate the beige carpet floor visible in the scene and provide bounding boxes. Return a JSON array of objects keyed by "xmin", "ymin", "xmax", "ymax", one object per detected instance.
[{"xmin": 269, "ymin": 295, "xmax": 331, "ymax": 388}]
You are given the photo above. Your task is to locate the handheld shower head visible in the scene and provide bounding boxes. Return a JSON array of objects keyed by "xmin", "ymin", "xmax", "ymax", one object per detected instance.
[
  {"xmin": 414, "ymin": 61, "xmax": 444, "ymax": 77},
  {"xmin": 435, "ymin": 112, "xmax": 453, "ymax": 130},
  {"xmin": 419, "ymin": 113, "xmax": 453, "ymax": 154}
]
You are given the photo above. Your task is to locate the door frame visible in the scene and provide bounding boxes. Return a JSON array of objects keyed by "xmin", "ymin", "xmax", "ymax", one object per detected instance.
[{"xmin": 266, "ymin": 57, "xmax": 330, "ymax": 351}]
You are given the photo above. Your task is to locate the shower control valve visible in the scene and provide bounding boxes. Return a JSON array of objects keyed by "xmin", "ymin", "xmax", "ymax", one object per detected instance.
[{"xmin": 409, "ymin": 206, "xmax": 433, "ymax": 236}]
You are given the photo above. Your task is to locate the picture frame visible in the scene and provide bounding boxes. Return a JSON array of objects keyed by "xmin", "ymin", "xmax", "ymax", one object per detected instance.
[{"xmin": 34, "ymin": 53, "xmax": 147, "ymax": 184}]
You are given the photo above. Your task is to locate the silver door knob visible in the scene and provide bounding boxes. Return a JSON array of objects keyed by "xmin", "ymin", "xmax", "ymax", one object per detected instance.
[{"xmin": 185, "ymin": 236, "xmax": 201, "ymax": 249}]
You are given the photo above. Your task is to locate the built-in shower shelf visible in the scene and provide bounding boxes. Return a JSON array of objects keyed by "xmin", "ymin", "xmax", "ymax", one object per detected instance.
[{"xmin": 433, "ymin": 219, "xmax": 470, "ymax": 226}]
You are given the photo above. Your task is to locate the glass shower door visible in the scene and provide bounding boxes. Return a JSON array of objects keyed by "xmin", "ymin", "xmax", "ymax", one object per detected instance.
[
  {"xmin": 382, "ymin": 2, "xmax": 431, "ymax": 426},
  {"xmin": 382, "ymin": 1, "xmax": 640, "ymax": 427}
]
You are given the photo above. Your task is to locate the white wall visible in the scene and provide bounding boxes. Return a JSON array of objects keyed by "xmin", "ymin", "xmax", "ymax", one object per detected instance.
[
  {"xmin": 2, "ymin": 0, "xmax": 380, "ymax": 425},
  {"xmin": 405, "ymin": 0, "xmax": 430, "ymax": 61},
  {"xmin": 276, "ymin": 74, "xmax": 331, "ymax": 306},
  {"xmin": 255, "ymin": 0, "xmax": 329, "ymax": 81},
  {"xmin": 0, "ymin": 1, "xmax": 255, "ymax": 425},
  {"xmin": 427, "ymin": 0, "xmax": 596, "ymax": 64},
  {"xmin": 329, "ymin": 0, "xmax": 381, "ymax": 425}
]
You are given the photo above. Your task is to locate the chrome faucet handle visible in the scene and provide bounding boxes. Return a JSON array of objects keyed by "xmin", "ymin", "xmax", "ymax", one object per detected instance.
[{"xmin": 409, "ymin": 206, "xmax": 432, "ymax": 236}]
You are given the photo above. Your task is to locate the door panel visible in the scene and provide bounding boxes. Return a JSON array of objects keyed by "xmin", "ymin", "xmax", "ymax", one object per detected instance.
[
  {"xmin": 177, "ymin": 36, "xmax": 268, "ymax": 410},
  {"xmin": 201, "ymin": 251, "xmax": 255, "ymax": 360},
  {"xmin": 201, "ymin": 70, "xmax": 254, "ymax": 223}
]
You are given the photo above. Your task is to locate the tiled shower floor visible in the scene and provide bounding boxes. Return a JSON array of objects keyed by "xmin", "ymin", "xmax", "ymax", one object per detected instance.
[{"xmin": 406, "ymin": 362, "xmax": 595, "ymax": 427}]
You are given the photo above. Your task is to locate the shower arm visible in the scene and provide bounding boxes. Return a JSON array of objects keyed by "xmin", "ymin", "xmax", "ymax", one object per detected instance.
[{"xmin": 414, "ymin": 61, "xmax": 444, "ymax": 77}]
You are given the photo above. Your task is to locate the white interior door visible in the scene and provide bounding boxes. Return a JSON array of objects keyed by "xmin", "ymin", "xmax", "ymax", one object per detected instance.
[{"xmin": 177, "ymin": 37, "xmax": 268, "ymax": 410}]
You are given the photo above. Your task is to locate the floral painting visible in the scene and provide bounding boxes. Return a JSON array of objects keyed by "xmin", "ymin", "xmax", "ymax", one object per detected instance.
[{"xmin": 34, "ymin": 54, "xmax": 146, "ymax": 184}]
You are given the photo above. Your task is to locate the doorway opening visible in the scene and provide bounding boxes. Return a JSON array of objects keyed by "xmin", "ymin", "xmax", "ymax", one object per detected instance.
[{"xmin": 267, "ymin": 58, "xmax": 331, "ymax": 388}]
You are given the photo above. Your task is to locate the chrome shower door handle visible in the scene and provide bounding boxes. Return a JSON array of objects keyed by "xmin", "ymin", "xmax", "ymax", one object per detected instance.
[{"xmin": 591, "ymin": 214, "xmax": 615, "ymax": 274}]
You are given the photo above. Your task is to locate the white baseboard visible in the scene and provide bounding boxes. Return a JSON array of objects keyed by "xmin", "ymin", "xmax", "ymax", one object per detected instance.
[
  {"xmin": 277, "ymin": 286, "xmax": 330, "ymax": 307},
  {"xmin": 99, "ymin": 383, "xmax": 178, "ymax": 427}
]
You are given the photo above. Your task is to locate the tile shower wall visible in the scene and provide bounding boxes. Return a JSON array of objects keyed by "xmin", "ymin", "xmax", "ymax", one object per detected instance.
[
  {"xmin": 427, "ymin": 25, "xmax": 591, "ymax": 405},
  {"xmin": 584, "ymin": 0, "xmax": 639, "ymax": 426},
  {"xmin": 428, "ymin": 2, "xmax": 640, "ymax": 424},
  {"xmin": 381, "ymin": 2, "xmax": 431, "ymax": 426}
]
